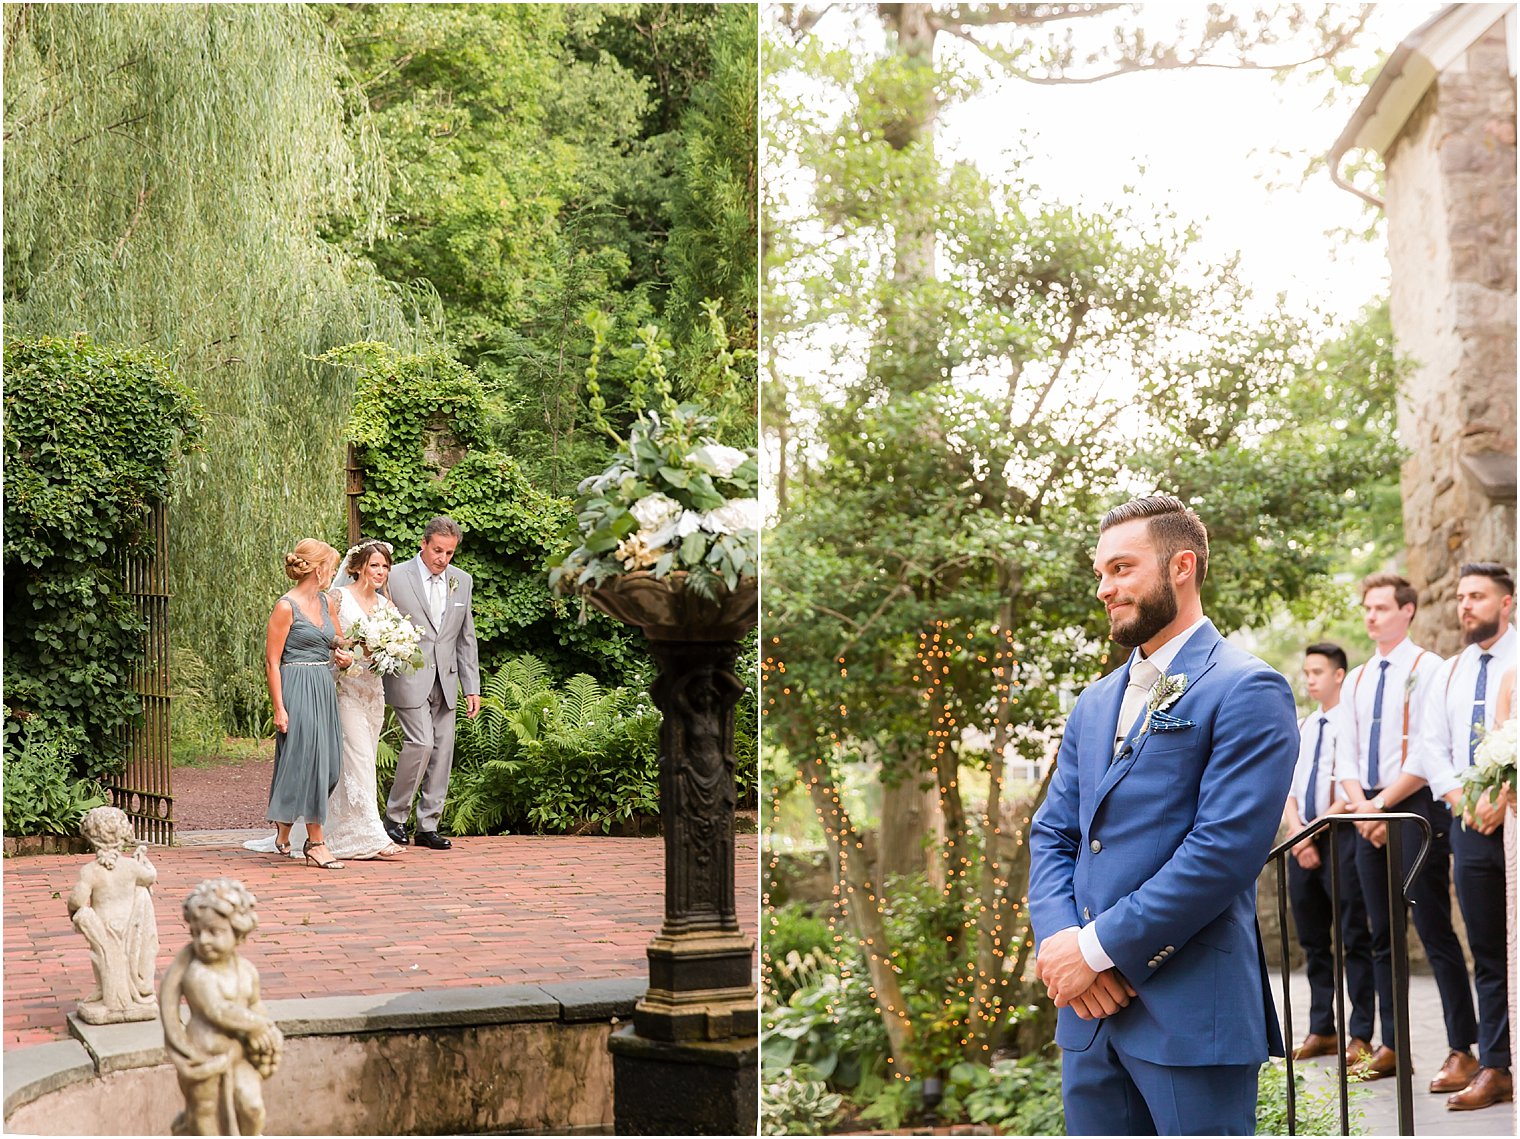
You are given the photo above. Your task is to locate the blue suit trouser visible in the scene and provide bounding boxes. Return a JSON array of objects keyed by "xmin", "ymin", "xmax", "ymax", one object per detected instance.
[
  {"xmin": 1353, "ymin": 786, "xmax": 1477, "ymax": 1052},
  {"xmin": 1062, "ymin": 1019, "xmax": 1259, "ymax": 1135},
  {"xmin": 1450, "ymin": 821, "xmax": 1510, "ymax": 1069},
  {"xmin": 1286, "ymin": 825, "xmax": 1377, "ymax": 1042}
]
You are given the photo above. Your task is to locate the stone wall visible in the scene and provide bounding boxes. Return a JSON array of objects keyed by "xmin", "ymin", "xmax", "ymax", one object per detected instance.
[{"xmin": 1385, "ymin": 22, "xmax": 1517, "ymax": 654}]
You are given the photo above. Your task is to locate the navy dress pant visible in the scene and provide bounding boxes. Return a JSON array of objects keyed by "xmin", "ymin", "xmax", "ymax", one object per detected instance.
[
  {"xmin": 1287, "ymin": 825, "xmax": 1377, "ymax": 1042},
  {"xmin": 1353, "ymin": 786, "xmax": 1477, "ymax": 1052},
  {"xmin": 1450, "ymin": 821, "xmax": 1510, "ymax": 1070}
]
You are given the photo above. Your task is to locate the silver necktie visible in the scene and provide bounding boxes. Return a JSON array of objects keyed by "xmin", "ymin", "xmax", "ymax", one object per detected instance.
[{"xmin": 1115, "ymin": 658, "xmax": 1163, "ymax": 753}]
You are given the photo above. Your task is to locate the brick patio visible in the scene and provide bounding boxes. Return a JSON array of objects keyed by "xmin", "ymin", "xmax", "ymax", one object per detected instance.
[{"xmin": 3, "ymin": 832, "xmax": 758, "ymax": 1049}]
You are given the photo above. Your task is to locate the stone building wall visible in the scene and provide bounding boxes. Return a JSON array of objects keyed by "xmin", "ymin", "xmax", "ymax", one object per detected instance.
[{"xmin": 1385, "ymin": 23, "xmax": 1517, "ymax": 655}]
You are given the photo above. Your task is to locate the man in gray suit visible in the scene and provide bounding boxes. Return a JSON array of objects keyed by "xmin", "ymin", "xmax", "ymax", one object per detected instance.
[{"xmin": 383, "ymin": 515, "xmax": 480, "ymax": 849}]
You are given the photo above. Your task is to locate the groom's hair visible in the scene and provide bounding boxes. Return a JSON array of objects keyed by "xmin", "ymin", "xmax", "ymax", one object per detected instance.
[
  {"xmin": 423, "ymin": 515, "xmax": 463, "ymax": 544},
  {"xmin": 1100, "ymin": 494, "xmax": 1209, "ymax": 585}
]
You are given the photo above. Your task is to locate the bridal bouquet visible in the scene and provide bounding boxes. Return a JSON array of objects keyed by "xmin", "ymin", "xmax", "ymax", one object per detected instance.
[
  {"xmin": 342, "ymin": 603, "xmax": 425, "ymax": 677},
  {"xmin": 549, "ymin": 405, "xmax": 758, "ymax": 601},
  {"xmin": 1459, "ymin": 717, "xmax": 1517, "ymax": 817}
]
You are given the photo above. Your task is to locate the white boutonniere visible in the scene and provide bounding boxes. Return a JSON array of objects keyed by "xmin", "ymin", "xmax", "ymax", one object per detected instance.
[
  {"xmin": 1402, "ymin": 669, "xmax": 1418, "ymax": 696},
  {"xmin": 448, "ymin": 574, "xmax": 460, "ymax": 594},
  {"xmin": 1141, "ymin": 673, "xmax": 1190, "ymax": 735}
]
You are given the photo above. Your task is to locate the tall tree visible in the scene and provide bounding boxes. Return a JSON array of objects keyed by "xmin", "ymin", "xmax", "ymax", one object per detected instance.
[{"xmin": 4, "ymin": 3, "xmax": 417, "ymax": 731}]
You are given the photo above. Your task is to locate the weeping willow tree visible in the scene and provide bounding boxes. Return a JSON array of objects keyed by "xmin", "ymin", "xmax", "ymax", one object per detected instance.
[{"xmin": 4, "ymin": 4, "xmax": 426, "ymax": 730}]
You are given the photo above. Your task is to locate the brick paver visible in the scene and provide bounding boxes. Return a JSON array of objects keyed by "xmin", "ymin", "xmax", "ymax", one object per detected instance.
[{"xmin": 3, "ymin": 833, "xmax": 758, "ymax": 1049}]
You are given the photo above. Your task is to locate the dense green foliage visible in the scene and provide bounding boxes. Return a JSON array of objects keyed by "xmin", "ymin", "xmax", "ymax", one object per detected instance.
[
  {"xmin": 336, "ymin": 342, "xmax": 642, "ymax": 684},
  {"xmin": 3, "ymin": 4, "xmax": 417, "ymax": 735},
  {"xmin": 443, "ymin": 654, "xmax": 661, "ymax": 835},
  {"xmin": 2, "ymin": 714, "xmax": 110, "ymax": 837},
  {"xmin": 5, "ymin": 4, "xmax": 757, "ymax": 741},
  {"xmin": 3, "ymin": 336, "xmax": 202, "ymax": 783},
  {"xmin": 1255, "ymin": 1060, "xmax": 1368, "ymax": 1135}
]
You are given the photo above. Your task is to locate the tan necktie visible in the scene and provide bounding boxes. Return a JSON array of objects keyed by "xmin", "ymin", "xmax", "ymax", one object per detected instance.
[
  {"xmin": 429, "ymin": 573, "xmax": 446, "ymax": 626},
  {"xmin": 1115, "ymin": 658, "xmax": 1163, "ymax": 754}
]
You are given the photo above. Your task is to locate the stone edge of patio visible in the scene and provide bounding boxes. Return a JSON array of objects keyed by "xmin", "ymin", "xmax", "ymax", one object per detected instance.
[{"xmin": 3, "ymin": 976, "xmax": 645, "ymax": 1119}]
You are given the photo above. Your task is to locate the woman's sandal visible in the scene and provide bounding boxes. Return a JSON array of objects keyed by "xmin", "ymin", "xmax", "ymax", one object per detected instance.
[
  {"xmin": 273, "ymin": 839, "xmax": 292, "ymax": 856},
  {"xmin": 375, "ymin": 844, "xmax": 405, "ymax": 860},
  {"xmin": 303, "ymin": 839, "xmax": 344, "ymax": 870}
]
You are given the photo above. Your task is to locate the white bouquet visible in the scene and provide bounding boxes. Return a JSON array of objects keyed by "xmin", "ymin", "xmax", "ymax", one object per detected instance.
[
  {"xmin": 343, "ymin": 601, "xmax": 425, "ymax": 677},
  {"xmin": 1459, "ymin": 717, "xmax": 1517, "ymax": 817}
]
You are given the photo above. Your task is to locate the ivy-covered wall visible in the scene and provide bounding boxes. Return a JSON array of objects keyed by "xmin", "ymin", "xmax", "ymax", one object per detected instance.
[
  {"xmin": 3, "ymin": 335, "xmax": 202, "ymax": 828},
  {"xmin": 333, "ymin": 342, "xmax": 643, "ymax": 686}
]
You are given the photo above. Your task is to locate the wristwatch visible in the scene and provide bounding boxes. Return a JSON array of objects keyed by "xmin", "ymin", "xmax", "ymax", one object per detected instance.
[{"xmin": 1371, "ymin": 794, "xmax": 1387, "ymax": 811}]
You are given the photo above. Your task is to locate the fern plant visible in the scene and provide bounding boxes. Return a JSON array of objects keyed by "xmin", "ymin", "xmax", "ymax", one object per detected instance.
[{"xmin": 443, "ymin": 654, "xmax": 661, "ymax": 835}]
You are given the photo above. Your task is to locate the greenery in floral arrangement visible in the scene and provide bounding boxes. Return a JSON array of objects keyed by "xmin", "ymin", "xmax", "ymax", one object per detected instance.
[{"xmin": 549, "ymin": 404, "xmax": 758, "ymax": 601}]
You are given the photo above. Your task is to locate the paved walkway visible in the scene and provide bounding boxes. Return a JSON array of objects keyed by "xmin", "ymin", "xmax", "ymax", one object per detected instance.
[
  {"xmin": 1280, "ymin": 966, "xmax": 1515, "ymax": 1136},
  {"xmin": 3, "ymin": 830, "xmax": 758, "ymax": 1049}
]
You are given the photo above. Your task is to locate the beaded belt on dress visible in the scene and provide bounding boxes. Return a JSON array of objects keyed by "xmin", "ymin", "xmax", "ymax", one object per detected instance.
[{"xmin": 284, "ymin": 661, "xmax": 333, "ymax": 667}]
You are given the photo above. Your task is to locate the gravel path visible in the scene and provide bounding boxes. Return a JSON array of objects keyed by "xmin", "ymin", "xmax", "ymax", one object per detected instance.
[{"xmin": 172, "ymin": 744, "xmax": 276, "ymax": 831}]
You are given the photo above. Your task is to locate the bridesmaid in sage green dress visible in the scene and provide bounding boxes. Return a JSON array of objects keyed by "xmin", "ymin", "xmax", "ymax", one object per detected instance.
[{"xmin": 263, "ymin": 539, "xmax": 352, "ymax": 869}]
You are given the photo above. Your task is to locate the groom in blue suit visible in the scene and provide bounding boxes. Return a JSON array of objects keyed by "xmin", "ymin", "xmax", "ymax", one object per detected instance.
[{"xmin": 1029, "ymin": 495, "xmax": 1298, "ymax": 1135}]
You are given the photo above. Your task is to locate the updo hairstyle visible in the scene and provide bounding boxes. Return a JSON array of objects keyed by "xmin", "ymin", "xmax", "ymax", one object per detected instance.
[
  {"xmin": 344, "ymin": 539, "xmax": 394, "ymax": 580},
  {"xmin": 283, "ymin": 539, "xmax": 338, "ymax": 583}
]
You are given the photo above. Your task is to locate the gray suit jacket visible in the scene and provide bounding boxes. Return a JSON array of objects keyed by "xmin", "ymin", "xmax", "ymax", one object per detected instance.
[{"xmin": 383, "ymin": 555, "xmax": 480, "ymax": 710}]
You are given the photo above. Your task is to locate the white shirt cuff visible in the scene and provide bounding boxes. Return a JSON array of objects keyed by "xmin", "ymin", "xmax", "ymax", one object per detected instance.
[{"xmin": 1078, "ymin": 921, "xmax": 1114, "ymax": 972}]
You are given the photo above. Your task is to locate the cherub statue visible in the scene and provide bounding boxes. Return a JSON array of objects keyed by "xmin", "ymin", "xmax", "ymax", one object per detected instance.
[
  {"xmin": 159, "ymin": 878, "xmax": 282, "ymax": 1136},
  {"xmin": 67, "ymin": 805, "xmax": 158, "ymax": 1024}
]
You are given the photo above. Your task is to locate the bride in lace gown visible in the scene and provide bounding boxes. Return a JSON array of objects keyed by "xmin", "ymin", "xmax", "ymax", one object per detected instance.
[{"xmin": 246, "ymin": 539, "xmax": 404, "ymax": 861}]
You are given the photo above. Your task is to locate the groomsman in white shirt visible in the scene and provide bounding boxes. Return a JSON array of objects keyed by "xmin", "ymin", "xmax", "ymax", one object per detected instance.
[
  {"xmin": 1373, "ymin": 563, "xmax": 1514, "ymax": 1111},
  {"xmin": 1282, "ymin": 642, "xmax": 1377, "ymax": 1064},
  {"xmin": 1330, "ymin": 573, "xmax": 1478, "ymax": 1088}
]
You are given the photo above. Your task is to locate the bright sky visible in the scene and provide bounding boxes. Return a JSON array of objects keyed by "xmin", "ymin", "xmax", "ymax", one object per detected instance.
[{"xmin": 772, "ymin": 3, "xmax": 1442, "ymax": 324}]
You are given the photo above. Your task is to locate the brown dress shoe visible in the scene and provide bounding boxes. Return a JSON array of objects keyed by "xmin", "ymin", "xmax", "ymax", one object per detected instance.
[
  {"xmin": 1293, "ymin": 1033, "xmax": 1340, "ymax": 1061},
  {"xmin": 1353, "ymin": 1044, "xmax": 1399, "ymax": 1080},
  {"xmin": 1343, "ymin": 1037, "xmax": 1372, "ymax": 1066},
  {"xmin": 1446, "ymin": 1067, "xmax": 1513, "ymax": 1111},
  {"xmin": 1429, "ymin": 1050, "xmax": 1481, "ymax": 1094}
]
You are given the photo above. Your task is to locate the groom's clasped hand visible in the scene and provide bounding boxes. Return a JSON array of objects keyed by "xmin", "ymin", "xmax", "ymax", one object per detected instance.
[{"xmin": 1034, "ymin": 930, "xmax": 1136, "ymax": 1020}]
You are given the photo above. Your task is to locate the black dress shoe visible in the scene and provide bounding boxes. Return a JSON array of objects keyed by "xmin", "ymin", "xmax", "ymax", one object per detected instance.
[
  {"xmin": 384, "ymin": 822, "xmax": 409, "ymax": 846},
  {"xmin": 414, "ymin": 830, "xmax": 452, "ymax": 850}
]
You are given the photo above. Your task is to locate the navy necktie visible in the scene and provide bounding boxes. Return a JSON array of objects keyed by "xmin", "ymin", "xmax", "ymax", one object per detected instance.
[
  {"xmin": 1367, "ymin": 659, "xmax": 1390, "ymax": 787},
  {"xmin": 1469, "ymin": 652, "xmax": 1493, "ymax": 765},
  {"xmin": 1305, "ymin": 715, "xmax": 1328, "ymax": 820}
]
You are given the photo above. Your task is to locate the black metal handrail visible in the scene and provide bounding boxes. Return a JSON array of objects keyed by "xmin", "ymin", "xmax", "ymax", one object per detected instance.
[{"xmin": 1267, "ymin": 811, "xmax": 1433, "ymax": 1136}]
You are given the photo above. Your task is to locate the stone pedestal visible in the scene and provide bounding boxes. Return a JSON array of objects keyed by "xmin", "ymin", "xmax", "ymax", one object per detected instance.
[
  {"xmin": 585, "ymin": 573, "xmax": 758, "ymax": 1135},
  {"xmin": 608, "ymin": 1027, "xmax": 758, "ymax": 1136}
]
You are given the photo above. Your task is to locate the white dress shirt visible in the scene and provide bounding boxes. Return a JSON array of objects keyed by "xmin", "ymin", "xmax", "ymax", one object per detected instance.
[
  {"xmin": 1074, "ymin": 616, "xmax": 1211, "ymax": 972},
  {"xmin": 1408, "ymin": 625, "xmax": 1516, "ymax": 800},
  {"xmin": 421, "ymin": 559, "xmax": 446, "ymax": 625},
  {"xmin": 1329, "ymin": 637, "xmax": 1446, "ymax": 793},
  {"xmin": 1288, "ymin": 704, "xmax": 1341, "ymax": 823}
]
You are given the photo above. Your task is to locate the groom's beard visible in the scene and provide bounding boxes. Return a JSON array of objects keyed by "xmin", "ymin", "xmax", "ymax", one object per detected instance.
[
  {"xmin": 1464, "ymin": 616, "xmax": 1500, "ymax": 645},
  {"xmin": 1108, "ymin": 577, "xmax": 1179, "ymax": 648}
]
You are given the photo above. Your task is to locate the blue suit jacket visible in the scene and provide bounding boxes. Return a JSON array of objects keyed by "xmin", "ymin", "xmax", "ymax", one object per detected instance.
[{"xmin": 1028, "ymin": 620, "xmax": 1296, "ymax": 1066}]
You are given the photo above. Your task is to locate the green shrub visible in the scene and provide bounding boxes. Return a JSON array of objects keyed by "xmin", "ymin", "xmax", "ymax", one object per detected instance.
[
  {"xmin": 443, "ymin": 654, "xmax": 661, "ymax": 835},
  {"xmin": 761, "ymin": 1067, "xmax": 843, "ymax": 1136},
  {"xmin": 1256, "ymin": 1059, "xmax": 1368, "ymax": 1135},
  {"xmin": 953, "ymin": 1050, "xmax": 1066, "ymax": 1135},
  {"xmin": 3, "ymin": 714, "xmax": 109, "ymax": 836},
  {"xmin": 764, "ymin": 902, "xmax": 840, "ymax": 1004},
  {"xmin": 4, "ymin": 335, "xmax": 202, "ymax": 779}
]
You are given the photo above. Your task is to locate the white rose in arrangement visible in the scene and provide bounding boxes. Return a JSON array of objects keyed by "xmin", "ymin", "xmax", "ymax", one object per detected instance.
[
  {"xmin": 700, "ymin": 497, "xmax": 760, "ymax": 535},
  {"xmin": 631, "ymin": 492, "xmax": 683, "ymax": 548},
  {"xmin": 688, "ymin": 443, "xmax": 749, "ymax": 479},
  {"xmin": 676, "ymin": 510, "xmax": 705, "ymax": 538}
]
